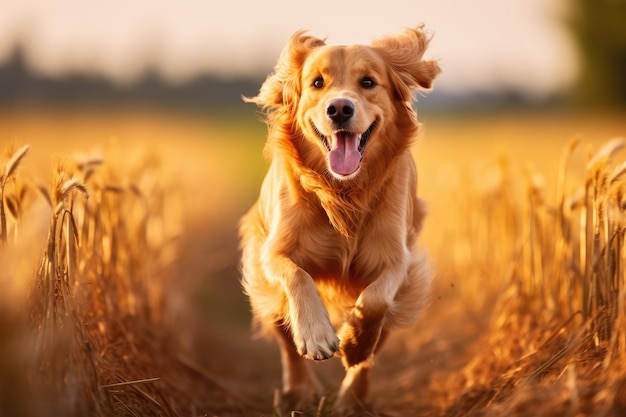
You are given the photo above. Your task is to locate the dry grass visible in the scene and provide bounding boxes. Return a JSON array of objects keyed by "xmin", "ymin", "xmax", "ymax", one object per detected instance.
[
  {"xmin": 0, "ymin": 138, "xmax": 259, "ymax": 416},
  {"xmin": 0, "ymin": 108, "xmax": 625, "ymax": 416},
  {"xmin": 424, "ymin": 134, "xmax": 626, "ymax": 417}
]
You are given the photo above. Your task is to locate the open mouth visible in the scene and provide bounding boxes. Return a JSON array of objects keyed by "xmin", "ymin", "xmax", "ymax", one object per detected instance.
[{"xmin": 312, "ymin": 121, "xmax": 376, "ymax": 177}]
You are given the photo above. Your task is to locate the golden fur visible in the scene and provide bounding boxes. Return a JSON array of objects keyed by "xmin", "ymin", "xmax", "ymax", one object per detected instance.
[{"xmin": 239, "ymin": 26, "xmax": 440, "ymax": 414}]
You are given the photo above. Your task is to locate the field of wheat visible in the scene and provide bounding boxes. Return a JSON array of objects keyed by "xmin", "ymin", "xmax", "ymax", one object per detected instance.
[{"xmin": 0, "ymin": 107, "xmax": 625, "ymax": 417}]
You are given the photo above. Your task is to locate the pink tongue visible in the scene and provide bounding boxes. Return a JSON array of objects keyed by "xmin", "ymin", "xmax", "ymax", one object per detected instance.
[{"xmin": 328, "ymin": 132, "xmax": 362, "ymax": 176}]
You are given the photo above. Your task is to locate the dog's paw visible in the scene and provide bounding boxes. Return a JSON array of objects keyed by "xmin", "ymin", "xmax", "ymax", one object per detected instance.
[
  {"xmin": 338, "ymin": 324, "xmax": 374, "ymax": 367},
  {"xmin": 292, "ymin": 319, "xmax": 339, "ymax": 361},
  {"xmin": 337, "ymin": 309, "xmax": 384, "ymax": 367}
]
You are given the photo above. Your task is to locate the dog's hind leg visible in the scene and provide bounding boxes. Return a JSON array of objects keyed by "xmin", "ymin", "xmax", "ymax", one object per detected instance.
[{"xmin": 273, "ymin": 321, "xmax": 323, "ymax": 413}]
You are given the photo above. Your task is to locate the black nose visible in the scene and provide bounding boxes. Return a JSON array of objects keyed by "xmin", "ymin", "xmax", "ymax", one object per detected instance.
[{"xmin": 326, "ymin": 98, "xmax": 354, "ymax": 123}]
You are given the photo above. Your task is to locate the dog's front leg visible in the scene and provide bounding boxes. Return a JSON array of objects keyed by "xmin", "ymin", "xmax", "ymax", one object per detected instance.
[
  {"xmin": 287, "ymin": 266, "xmax": 340, "ymax": 360},
  {"xmin": 264, "ymin": 254, "xmax": 339, "ymax": 361},
  {"xmin": 338, "ymin": 259, "xmax": 407, "ymax": 367},
  {"xmin": 338, "ymin": 297, "xmax": 386, "ymax": 368}
]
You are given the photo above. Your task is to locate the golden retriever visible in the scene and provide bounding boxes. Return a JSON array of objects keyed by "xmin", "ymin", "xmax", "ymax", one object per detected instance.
[{"xmin": 239, "ymin": 25, "xmax": 440, "ymax": 415}]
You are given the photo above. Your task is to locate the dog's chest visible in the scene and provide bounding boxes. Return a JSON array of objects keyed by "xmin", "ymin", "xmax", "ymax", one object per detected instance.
[{"xmin": 290, "ymin": 218, "xmax": 382, "ymax": 290}]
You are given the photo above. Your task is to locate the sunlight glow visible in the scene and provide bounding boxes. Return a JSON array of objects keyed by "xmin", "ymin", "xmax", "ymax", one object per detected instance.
[{"xmin": 0, "ymin": 0, "xmax": 578, "ymax": 96}]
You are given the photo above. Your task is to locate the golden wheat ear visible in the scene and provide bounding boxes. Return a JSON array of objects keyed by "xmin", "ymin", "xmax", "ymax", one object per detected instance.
[
  {"xmin": 372, "ymin": 25, "xmax": 441, "ymax": 100},
  {"xmin": 243, "ymin": 31, "xmax": 326, "ymax": 110}
]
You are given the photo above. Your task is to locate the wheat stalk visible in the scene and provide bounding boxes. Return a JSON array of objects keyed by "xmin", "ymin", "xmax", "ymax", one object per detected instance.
[{"xmin": 0, "ymin": 144, "xmax": 30, "ymax": 245}]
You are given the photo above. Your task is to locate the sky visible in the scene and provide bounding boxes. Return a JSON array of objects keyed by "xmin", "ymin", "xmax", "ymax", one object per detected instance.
[{"xmin": 0, "ymin": 0, "xmax": 578, "ymax": 98}]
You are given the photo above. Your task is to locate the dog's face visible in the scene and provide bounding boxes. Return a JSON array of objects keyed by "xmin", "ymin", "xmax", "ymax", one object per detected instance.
[
  {"xmin": 248, "ymin": 28, "xmax": 440, "ymax": 181},
  {"xmin": 297, "ymin": 46, "xmax": 391, "ymax": 180}
]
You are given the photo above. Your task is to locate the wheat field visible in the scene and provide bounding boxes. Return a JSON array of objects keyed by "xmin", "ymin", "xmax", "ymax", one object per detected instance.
[{"xmin": 0, "ymin": 107, "xmax": 625, "ymax": 416}]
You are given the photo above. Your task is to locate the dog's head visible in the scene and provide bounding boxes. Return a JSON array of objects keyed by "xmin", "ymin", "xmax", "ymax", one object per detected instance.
[{"xmin": 247, "ymin": 27, "xmax": 440, "ymax": 181}]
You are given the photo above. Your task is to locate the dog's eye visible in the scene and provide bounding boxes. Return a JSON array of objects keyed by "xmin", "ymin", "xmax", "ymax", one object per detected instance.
[
  {"xmin": 360, "ymin": 77, "xmax": 375, "ymax": 89},
  {"xmin": 313, "ymin": 77, "xmax": 325, "ymax": 89}
]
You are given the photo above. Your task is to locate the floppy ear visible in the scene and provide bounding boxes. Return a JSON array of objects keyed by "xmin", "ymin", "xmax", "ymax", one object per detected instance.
[
  {"xmin": 372, "ymin": 26, "xmax": 441, "ymax": 102},
  {"xmin": 244, "ymin": 31, "xmax": 326, "ymax": 110}
]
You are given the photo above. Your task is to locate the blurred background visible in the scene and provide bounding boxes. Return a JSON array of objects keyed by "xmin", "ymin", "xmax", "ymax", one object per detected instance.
[{"xmin": 2, "ymin": 0, "xmax": 623, "ymax": 110}]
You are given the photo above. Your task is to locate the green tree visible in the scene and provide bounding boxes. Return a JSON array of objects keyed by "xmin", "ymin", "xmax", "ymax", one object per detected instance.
[{"xmin": 569, "ymin": 0, "xmax": 626, "ymax": 107}]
